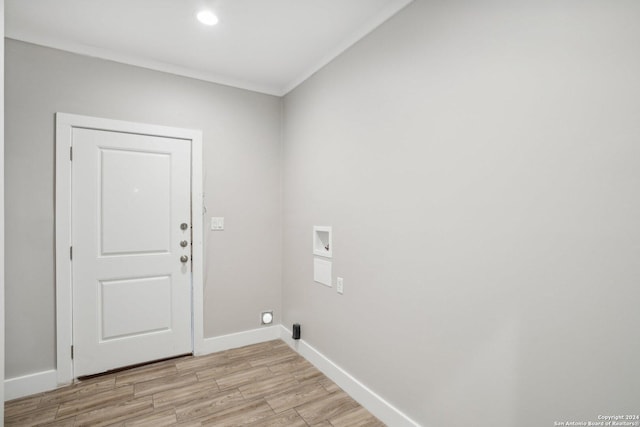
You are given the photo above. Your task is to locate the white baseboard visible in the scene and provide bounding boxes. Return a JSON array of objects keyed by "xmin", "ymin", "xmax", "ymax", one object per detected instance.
[
  {"xmin": 279, "ymin": 325, "xmax": 420, "ymax": 427},
  {"xmin": 197, "ymin": 325, "xmax": 281, "ymax": 355},
  {"xmin": 5, "ymin": 369, "xmax": 58, "ymax": 401}
]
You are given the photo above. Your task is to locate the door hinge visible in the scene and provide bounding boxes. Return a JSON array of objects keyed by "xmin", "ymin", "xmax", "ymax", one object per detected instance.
[
  {"xmin": 71, "ymin": 345, "xmax": 74, "ymax": 359},
  {"xmin": 70, "ymin": 246, "xmax": 73, "ymax": 260},
  {"xmin": 70, "ymin": 146, "xmax": 73, "ymax": 161}
]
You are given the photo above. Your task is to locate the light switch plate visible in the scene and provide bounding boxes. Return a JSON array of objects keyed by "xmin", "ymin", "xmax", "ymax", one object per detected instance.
[
  {"xmin": 211, "ymin": 217, "xmax": 224, "ymax": 230},
  {"xmin": 337, "ymin": 277, "xmax": 344, "ymax": 294}
]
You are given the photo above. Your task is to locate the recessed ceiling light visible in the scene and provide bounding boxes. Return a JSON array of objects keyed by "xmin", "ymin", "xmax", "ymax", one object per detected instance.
[{"xmin": 197, "ymin": 10, "xmax": 219, "ymax": 26}]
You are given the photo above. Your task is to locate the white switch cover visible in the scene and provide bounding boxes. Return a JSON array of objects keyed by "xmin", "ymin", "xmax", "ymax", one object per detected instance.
[
  {"xmin": 211, "ymin": 217, "xmax": 224, "ymax": 230},
  {"xmin": 313, "ymin": 258, "xmax": 332, "ymax": 287},
  {"xmin": 337, "ymin": 277, "xmax": 344, "ymax": 294}
]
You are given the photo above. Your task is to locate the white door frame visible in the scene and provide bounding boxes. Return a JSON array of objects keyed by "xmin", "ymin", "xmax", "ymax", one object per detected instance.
[{"xmin": 55, "ymin": 113, "xmax": 204, "ymax": 385}]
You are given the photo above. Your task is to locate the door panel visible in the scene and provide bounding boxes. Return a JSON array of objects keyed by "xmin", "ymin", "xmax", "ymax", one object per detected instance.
[
  {"xmin": 100, "ymin": 275, "xmax": 172, "ymax": 341},
  {"xmin": 72, "ymin": 127, "xmax": 192, "ymax": 377},
  {"xmin": 100, "ymin": 149, "xmax": 171, "ymax": 255}
]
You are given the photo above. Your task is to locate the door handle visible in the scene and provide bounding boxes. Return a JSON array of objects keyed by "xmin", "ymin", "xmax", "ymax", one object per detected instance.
[
  {"xmin": 180, "ymin": 223, "xmax": 189, "ymax": 230},
  {"xmin": 180, "ymin": 240, "xmax": 189, "ymax": 247},
  {"xmin": 180, "ymin": 255, "xmax": 189, "ymax": 263}
]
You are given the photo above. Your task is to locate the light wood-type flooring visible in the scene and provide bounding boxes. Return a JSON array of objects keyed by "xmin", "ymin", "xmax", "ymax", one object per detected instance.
[{"xmin": 5, "ymin": 339, "xmax": 385, "ymax": 426}]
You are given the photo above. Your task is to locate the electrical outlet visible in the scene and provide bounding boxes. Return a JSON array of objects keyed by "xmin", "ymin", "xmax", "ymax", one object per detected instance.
[
  {"xmin": 260, "ymin": 311, "xmax": 273, "ymax": 325},
  {"xmin": 337, "ymin": 277, "xmax": 344, "ymax": 294}
]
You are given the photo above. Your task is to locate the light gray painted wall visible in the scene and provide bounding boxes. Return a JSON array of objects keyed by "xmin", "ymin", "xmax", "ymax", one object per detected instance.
[
  {"xmin": 282, "ymin": 1, "xmax": 640, "ymax": 426},
  {"xmin": 5, "ymin": 39, "xmax": 282, "ymax": 379},
  {"xmin": 1, "ymin": 0, "xmax": 6, "ymax": 413}
]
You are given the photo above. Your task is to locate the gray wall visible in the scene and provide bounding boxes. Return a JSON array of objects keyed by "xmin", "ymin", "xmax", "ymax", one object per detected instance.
[
  {"xmin": 282, "ymin": 1, "xmax": 640, "ymax": 426},
  {"xmin": 5, "ymin": 39, "xmax": 282, "ymax": 378},
  {"xmin": 1, "ymin": 0, "xmax": 6, "ymax": 412}
]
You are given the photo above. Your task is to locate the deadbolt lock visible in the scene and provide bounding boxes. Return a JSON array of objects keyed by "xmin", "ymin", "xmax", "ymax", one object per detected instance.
[
  {"xmin": 180, "ymin": 255, "xmax": 189, "ymax": 263},
  {"xmin": 180, "ymin": 223, "xmax": 189, "ymax": 230},
  {"xmin": 180, "ymin": 240, "xmax": 189, "ymax": 247}
]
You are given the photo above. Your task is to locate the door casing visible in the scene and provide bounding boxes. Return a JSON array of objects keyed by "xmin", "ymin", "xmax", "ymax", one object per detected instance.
[{"xmin": 55, "ymin": 113, "xmax": 204, "ymax": 385}]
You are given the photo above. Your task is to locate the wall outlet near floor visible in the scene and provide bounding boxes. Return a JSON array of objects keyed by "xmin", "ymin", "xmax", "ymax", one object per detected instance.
[
  {"xmin": 260, "ymin": 310, "xmax": 273, "ymax": 325},
  {"xmin": 337, "ymin": 277, "xmax": 344, "ymax": 294}
]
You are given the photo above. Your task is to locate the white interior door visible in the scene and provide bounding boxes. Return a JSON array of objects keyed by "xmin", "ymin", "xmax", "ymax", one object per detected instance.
[{"xmin": 72, "ymin": 127, "xmax": 192, "ymax": 377}]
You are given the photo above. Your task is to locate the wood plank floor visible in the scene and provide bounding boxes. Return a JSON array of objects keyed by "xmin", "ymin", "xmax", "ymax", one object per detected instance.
[{"xmin": 5, "ymin": 340, "xmax": 385, "ymax": 426}]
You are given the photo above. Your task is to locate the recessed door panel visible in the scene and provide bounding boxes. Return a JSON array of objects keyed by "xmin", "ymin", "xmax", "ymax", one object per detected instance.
[
  {"xmin": 100, "ymin": 149, "xmax": 171, "ymax": 256},
  {"xmin": 100, "ymin": 275, "xmax": 172, "ymax": 341}
]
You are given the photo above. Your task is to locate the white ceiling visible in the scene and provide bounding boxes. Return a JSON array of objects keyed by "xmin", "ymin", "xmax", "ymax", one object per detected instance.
[{"xmin": 6, "ymin": 0, "xmax": 413, "ymax": 96}]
